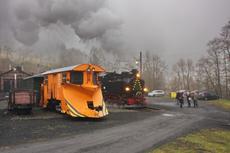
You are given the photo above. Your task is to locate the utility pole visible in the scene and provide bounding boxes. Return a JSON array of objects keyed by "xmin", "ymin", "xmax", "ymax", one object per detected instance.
[{"xmin": 140, "ymin": 51, "xmax": 142, "ymax": 76}]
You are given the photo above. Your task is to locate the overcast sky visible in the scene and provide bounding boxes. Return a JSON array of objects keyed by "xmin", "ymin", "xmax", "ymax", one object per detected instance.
[
  {"xmin": 108, "ymin": 0, "xmax": 230, "ymax": 65},
  {"xmin": 0, "ymin": 0, "xmax": 230, "ymax": 67}
]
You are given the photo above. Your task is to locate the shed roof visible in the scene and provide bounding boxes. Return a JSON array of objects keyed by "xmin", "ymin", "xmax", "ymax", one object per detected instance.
[
  {"xmin": 23, "ymin": 73, "xmax": 44, "ymax": 80},
  {"xmin": 0, "ymin": 67, "xmax": 31, "ymax": 77},
  {"xmin": 23, "ymin": 65, "xmax": 79, "ymax": 80},
  {"xmin": 42, "ymin": 65, "xmax": 79, "ymax": 75},
  {"xmin": 43, "ymin": 64, "xmax": 105, "ymax": 75}
]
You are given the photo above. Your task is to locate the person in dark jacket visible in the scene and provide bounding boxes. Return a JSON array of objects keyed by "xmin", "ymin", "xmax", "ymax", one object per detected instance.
[
  {"xmin": 186, "ymin": 91, "xmax": 191, "ymax": 107},
  {"xmin": 176, "ymin": 91, "xmax": 180, "ymax": 105},
  {"xmin": 177, "ymin": 92, "xmax": 184, "ymax": 108}
]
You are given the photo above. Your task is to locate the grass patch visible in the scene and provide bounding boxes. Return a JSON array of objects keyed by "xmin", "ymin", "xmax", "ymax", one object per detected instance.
[
  {"xmin": 210, "ymin": 99, "xmax": 230, "ymax": 110},
  {"xmin": 151, "ymin": 128, "xmax": 230, "ymax": 153}
]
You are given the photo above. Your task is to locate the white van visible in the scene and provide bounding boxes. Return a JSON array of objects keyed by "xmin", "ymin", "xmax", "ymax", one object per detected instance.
[{"xmin": 148, "ymin": 90, "xmax": 165, "ymax": 97}]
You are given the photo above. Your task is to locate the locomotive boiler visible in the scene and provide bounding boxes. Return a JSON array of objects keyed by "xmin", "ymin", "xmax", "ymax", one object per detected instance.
[{"xmin": 100, "ymin": 69, "xmax": 148, "ymax": 106}]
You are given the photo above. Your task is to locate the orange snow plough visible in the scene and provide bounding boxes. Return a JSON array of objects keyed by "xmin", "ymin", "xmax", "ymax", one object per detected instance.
[{"xmin": 40, "ymin": 64, "xmax": 108, "ymax": 118}]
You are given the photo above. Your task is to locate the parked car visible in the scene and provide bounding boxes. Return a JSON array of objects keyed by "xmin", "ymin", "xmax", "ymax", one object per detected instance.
[
  {"xmin": 148, "ymin": 90, "xmax": 165, "ymax": 97},
  {"xmin": 198, "ymin": 91, "xmax": 219, "ymax": 100}
]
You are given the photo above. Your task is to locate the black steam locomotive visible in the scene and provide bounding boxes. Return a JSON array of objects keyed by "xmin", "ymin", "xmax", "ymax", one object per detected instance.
[{"xmin": 100, "ymin": 69, "xmax": 148, "ymax": 106}]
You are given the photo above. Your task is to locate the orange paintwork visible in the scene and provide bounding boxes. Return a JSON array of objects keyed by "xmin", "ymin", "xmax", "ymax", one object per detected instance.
[{"xmin": 41, "ymin": 64, "xmax": 108, "ymax": 118}]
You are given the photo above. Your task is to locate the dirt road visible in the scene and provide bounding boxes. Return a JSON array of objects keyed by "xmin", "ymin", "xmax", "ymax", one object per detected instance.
[{"xmin": 0, "ymin": 98, "xmax": 229, "ymax": 153}]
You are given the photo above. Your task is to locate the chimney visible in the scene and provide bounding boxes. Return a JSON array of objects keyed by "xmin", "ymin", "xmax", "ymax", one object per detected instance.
[
  {"xmin": 9, "ymin": 64, "xmax": 12, "ymax": 70},
  {"xmin": 16, "ymin": 66, "xmax": 22, "ymax": 71}
]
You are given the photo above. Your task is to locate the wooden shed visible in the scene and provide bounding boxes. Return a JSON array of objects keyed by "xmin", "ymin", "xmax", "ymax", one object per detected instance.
[{"xmin": 0, "ymin": 66, "xmax": 31, "ymax": 93}]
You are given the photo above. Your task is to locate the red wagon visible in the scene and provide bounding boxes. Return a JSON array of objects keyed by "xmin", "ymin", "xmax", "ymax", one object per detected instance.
[{"xmin": 8, "ymin": 90, "xmax": 35, "ymax": 114}]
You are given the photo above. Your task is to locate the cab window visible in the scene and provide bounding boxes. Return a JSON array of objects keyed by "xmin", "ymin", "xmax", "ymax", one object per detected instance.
[
  {"xmin": 70, "ymin": 71, "xmax": 83, "ymax": 85},
  {"xmin": 62, "ymin": 73, "xmax": 67, "ymax": 83},
  {"xmin": 93, "ymin": 72, "xmax": 98, "ymax": 85}
]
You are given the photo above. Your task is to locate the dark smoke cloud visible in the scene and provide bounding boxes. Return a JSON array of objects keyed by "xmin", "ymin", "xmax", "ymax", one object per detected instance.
[
  {"xmin": 13, "ymin": 20, "xmax": 40, "ymax": 46},
  {"xmin": 0, "ymin": 0, "xmax": 14, "ymax": 45},
  {"xmin": 100, "ymin": 29, "xmax": 124, "ymax": 54},
  {"xmin": 77, "ymin": 8, "xmax": 122, "ymax": 39},
  {"xmin": 0, "ymin": 0, "xmax": 123, "ymax": 56}
]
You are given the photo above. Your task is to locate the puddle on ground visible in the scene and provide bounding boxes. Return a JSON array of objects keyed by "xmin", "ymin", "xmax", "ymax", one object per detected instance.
[{"xmin": 162, "ymin": 113, "xmax": 175, "ymax": 117}]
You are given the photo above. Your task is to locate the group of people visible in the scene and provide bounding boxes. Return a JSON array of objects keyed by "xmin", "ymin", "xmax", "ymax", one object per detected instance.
[{"xmin": 176, "ymin": 91, "xmax": 198, "ymax": 108}]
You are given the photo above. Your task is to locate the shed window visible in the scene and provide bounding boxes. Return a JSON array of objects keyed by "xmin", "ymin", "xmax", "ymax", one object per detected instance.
[{"xmin": 70, "ymin": 71, "xmax": 83, "ymax": 85}]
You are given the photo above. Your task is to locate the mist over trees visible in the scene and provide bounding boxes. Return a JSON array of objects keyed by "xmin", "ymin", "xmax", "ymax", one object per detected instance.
[
  {"xmin": 169, "ymin": 58, "xmax": 195, "ymax": 91},
  {"xmin": 0, "ymin": 46, "xmax": 52, "ymax": 73},
  {"xmin": 195, "ymin": 20, "xmax": 230, "ymax": 98},
  {"xmin": 141, "ymin": 20, "xmax": 229, "ymax": 98},
  {"xmin": 169, "ymin": 20, "xmax": 230, "ymax": 98}
]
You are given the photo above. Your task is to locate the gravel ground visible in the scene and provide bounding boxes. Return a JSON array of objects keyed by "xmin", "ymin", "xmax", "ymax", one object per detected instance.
[
  {"xmin": 0, "ymin": 102, "xmax": 159, "ymax": 148},
  {"xmin": 0, "ymin": 97, "xmax": 229, "ymax": 153},
  {"xmin": 0, "ymin": 100, "xmax": 7, "ymax": 110}
]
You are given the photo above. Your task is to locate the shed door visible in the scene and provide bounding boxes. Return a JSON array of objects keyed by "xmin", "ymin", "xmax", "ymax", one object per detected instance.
[{"xmin": 3, "ymin": 79, "xmax": 14, "ymax": 92}]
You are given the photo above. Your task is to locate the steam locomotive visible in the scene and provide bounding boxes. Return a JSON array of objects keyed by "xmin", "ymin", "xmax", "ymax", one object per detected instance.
[{"xmin": 100, "ymin": 69, "xmax": 148, "ymax": 106}]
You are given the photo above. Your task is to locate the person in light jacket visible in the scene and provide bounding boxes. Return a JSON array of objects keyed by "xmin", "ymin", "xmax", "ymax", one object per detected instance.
[{"xmin": 191, "ymin": 91, "xmax": 199, "ymax": 108}]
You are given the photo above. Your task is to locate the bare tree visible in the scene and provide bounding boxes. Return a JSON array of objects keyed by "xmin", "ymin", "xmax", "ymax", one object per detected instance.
[
  {"xmin": 143, "ymin": 51, "xmax": 166, "ymax": 90},
  {"xmin": 171, "ymin": 58, "xmax": 195, "ymax": 91},
  {"xmin": 3, "ymin": 45, "xmax": 13, "ymax": 59},
  {"xmin": 196, "ymin": 57, "xmax": 216, "ymax": 92},
  {"xmin": 193, "ymin": 20, "xmax": 230, "ymax": 98},
  {"xmin": 185, "ymin": 59, "xmax": 194, "ymax": 90},
  {"xmin": 207, "ymin": 38, "xmax": 223, "ymax": 97},
  {"xmin": 219, "ymin": 21, "xmax": 230, "ymax": 97},
  {"xmin": 220, "ymin": 20, "xmax": 230, "ymax": 58}
]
